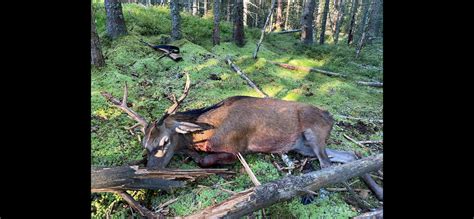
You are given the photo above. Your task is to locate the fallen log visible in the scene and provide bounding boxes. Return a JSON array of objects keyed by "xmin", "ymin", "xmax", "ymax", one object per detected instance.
[
  {"xmin": 353, "ymin": 209, "xmax": 383, "ymax": 219},
  {"xmin": 356, "ymin": 81, "xmax": 383, "ymax": 87},
  {"xmin": 273, "ymin": 29, "xmax": 302, "ymax": 34},
  {"xmin": 269, "ymin": 61, "xmax": 347, "ymax": 77},
  {"xmin": 226, "ymin": 58, "xmax": 269, "ymax": 97},
  {"xmin": 91, "ymin": 166, "xmax": 234, "ymax": 192},
  {"xmin": 185, "ymin": 153, "xmax": 383, "ymax": 218}
]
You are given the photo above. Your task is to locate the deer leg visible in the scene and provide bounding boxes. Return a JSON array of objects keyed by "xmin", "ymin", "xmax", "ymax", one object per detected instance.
[
  {"xmin": 181, "ymin": 149, "xmax": 204, "ymax": 164},
  {"xmin": 303, "ymin": 129, "xmax": 332, "ymax": 169},
  {"xmin": 198, "ymin": 153, "xmax": 237, "ymax": 167}
]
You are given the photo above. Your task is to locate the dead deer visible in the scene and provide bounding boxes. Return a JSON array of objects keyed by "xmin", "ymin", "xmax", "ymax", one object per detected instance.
[{"xmin": 101, "ymin": 73, "xmax": 383, "ymax": 201}]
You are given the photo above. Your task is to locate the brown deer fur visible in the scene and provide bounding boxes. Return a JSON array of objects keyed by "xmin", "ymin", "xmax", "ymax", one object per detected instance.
[{"xmin": 145, "ymin": 96, "xmax": 334, "ymax": 169}]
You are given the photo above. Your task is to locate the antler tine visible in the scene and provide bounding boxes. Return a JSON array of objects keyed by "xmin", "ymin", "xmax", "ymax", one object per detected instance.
[
  {"xmin": 101, "ymin": 83, "xmax": 149, "ymax": 131},
  {"xmin": 165, "ymin": 72, "xmax": 191, "ymax": 115}
]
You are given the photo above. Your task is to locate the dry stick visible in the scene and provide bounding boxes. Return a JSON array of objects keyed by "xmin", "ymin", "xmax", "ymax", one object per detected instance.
[
  {"xmin": 237, "ymin": 153, "xmax": 261, "ymax": 186},
  {"xmin": 253, "ymin": 0, "xmax": 277, "ymax": 59},
  {"xmin": 185, "ymin": 153, "xmax": 383, "ymax": 218},
  {"xmin": 334, "ymin": 114, "xmax": 383, "ymax": 123},
  {"xmin": 226, "ymin": 58, "xmax": 269, "ymax": 98},
  {"xmin": 356, "ymin": 81, "xmax": 383, "ymax": 87},
  {"xmin": 343, "ymin": 134, "xmax": 369, "ymax": 150},
  {"xmin": 359, "ymin": 140, "xmax": 383, "ymax": 144},
  {"xmin": 153, "ymin": 197, "xmax": 179, "ymax": 213},
  {"xmin": 116, "ymin": 190, "xmax": 162, "ymax": 218},
  {"xmin": 273, "ymin": 29, "xmax": 302, "ymax": 34},
  {"xmin": 353, "ymin": 208, "xmax": 383, "ymax": 219},
  {"xmin": 269, "ymin": 61, "xmax": 347, "ymax": 77}
]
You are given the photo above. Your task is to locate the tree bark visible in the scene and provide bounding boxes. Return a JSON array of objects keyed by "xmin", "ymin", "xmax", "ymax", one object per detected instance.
[
  {"xmin": 192, "ymin": 0, "xmax": 198, "ymax": 15},
  {"xmin": 275, "ymin": 0, "xmax": 283, "ymax": 30},
  {"xmin": 333, "ymin": 0, "xmax": 345, "ymax": 44},
  {"xmin": 91, "ymin": 6, "xmax": 105, "ymax": 67},
  {"xmin": 105, "ymin": 0, "xmax": 128, "ymax": 39},
  {"xmin": 212, "ymin": 0, "xmax": 220, "ymax": 45},
  {"xmin": 367, "ymin": 0, "xmax": 382, "ymax": 42},
  {"xmin": 186, "ymin": 153, "xmax": 383, "ymax": 218},
  {"xmin": 91, "ymin": 166, "xmax": 233, "ymax": 192},
  {"xmin": 319, "ymin": 0, "xmax": 330, "ymax": 44},
  {"xmin": 226, "ymin": 0, "xmax": 231, "ymax": 22},
  {"xmin": 203, "ymin": 0, "xmax": 208, "ymax": 15},
  {"xmin": 170, "ymin": 0, "xmax": 182, "ymax": 40},
  {"xmin": 233, "ymin": 0, "xmax": 245, "ymax": 47},
  {"xmin": 300, "ymin": 0, "xmax": 317, "ymax": 44},
  {"xmin": 355, "ymin": 0, "xmax": 373, "ymax": 58},
  {"xmin": 284, "ymin": 0, "xmax": 291, "ymax": 29},
  {"xmin": 354, "ymin": 0, "xmax": 369, "ymax": 44},
  {"xmin": 243, "ymin": 0, "xmax": 248, "ymax": 26},
  {"xmin": 347, "ymin": 0, "xmax": 359, "ymax": 45},
  {"xmin": 253, "ymin": 0, "xmax": 277, "ymax": 59}
]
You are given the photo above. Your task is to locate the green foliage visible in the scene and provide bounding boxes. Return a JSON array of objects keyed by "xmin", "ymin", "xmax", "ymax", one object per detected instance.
[{"xmin": 91, "ymin": 2, "xmax": 382, "ymax": 218}]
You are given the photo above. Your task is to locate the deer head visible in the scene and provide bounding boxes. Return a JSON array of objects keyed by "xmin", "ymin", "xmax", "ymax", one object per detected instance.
[{"xmin": 101, "ymin": 73, "xmax": 201, "ymax": 168}]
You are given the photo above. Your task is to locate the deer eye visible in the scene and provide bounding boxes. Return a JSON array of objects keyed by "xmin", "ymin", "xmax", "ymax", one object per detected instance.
[{"xmin": 159, "ymin": 136, "xmax": 170, "ymax": 147}]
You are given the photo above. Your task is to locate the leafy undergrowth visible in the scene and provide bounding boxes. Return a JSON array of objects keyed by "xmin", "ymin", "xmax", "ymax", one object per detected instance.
[{"xmin": 92, "ymin": 2, "xmax": 383, "ymax": 218}]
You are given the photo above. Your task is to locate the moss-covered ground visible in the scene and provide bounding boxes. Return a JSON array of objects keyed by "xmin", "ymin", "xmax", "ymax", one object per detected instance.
[{"xmin": 92, "ymin": 3, "xmax": 383, "ymax": 218}]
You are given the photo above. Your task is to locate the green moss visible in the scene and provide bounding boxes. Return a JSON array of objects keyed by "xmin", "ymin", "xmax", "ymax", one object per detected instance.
[{"xmin": 92, "ymin": 2, "xmax": 382, "ymax": 218}]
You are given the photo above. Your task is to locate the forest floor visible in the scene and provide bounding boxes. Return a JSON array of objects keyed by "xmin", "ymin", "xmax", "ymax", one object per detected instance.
[{"xmin": 91, "ymin": 3, "xmax": 383, "ymax": 218}]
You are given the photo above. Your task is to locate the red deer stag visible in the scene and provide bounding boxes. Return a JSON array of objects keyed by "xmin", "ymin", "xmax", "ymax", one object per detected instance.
[{"xmin": 101, "ymin": 73, "xmax": 383, "ymax": 200}]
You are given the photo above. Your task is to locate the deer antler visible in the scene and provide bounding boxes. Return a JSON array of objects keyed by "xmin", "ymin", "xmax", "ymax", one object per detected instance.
[
  {"xmin": 101, "ymin": 83, "xmax": 149, "ymax": 131},
  {"xmin": 164, "ymin": 72, "xmax": 191, "ymax": 116}
]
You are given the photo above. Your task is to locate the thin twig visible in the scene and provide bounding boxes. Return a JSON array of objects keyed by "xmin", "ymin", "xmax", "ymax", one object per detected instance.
[
  {"xmin": 343, "ymin": 134, "xmax": 369, "ymax": 150},
  {"xmin": 237, "ymin": 153, "xmax": 261, "ymax": 186}
]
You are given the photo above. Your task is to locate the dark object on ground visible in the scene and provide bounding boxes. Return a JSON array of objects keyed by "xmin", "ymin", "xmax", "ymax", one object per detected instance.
[{"xmin": 139, "ymin": 39, "xmax": 182, "ymax": 61}]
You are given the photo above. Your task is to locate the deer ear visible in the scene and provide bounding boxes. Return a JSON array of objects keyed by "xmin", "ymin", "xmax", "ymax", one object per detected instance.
[{"xmin": 174, "ymin": 121, "xmax": 204, "ymax": 134}]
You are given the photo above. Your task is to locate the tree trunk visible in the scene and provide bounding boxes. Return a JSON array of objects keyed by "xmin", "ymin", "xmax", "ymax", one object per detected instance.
[
  {"xmin": 192, "ymin": 0, "xmax": 198, "ymax": 15},
  {"xmin": 105, "ymin": 0, "xmax": 128, "ymax": 39},
  {"xmin": 300, "ymin": 0, "xmax": 317, "ymax": 44},
  {"xmin": 372, "ymin": 0, "xmax": 382, "ymax": 38},
  {"xmin": 355, "ymin": 0, "xmax": 369, "ymax": 44},
  {"xmin": 284, "ymin": 0, "xmax": 291, "ymax": 29},
  {"xmin": 367, "ymin": 0, "xmax": 382, "ymax": 42},
  {"xmin": 253, "ymin": 0, "xmax": 277, "ymax": 59},
  {"xmin": 226, "ymin": 0, "xmax": 231, "ymax": 22},
  {"xmin": 319, "ymin": 0, "xmax": 330, "ymax": 44},
  {"xmin": 333, "ymin": 0, "xmax": 345, "ymax": 44},
  {"xmin": 355, "ymin": 0, "xmax": 375, "ymax": 58},
  {"xmin": 91, "ymin": 6, "xmax": 105, "ymax": 67},
  {"xmin": 275, "ymin": 0, "xmax": 283, "ymax": 30},
  {"xmin": 186, "ymin": 153, "xmax": 383, "ymax": 218},
  {"xmin": 243, "ymin": 0, "xmax": 248, "ymax": 26},
  {"xmin": 170, "ymin": 0, "xmax": 182, "ymax": 40},
  {"xmin": 347, "ymin": 0, "xmax": 358, "ymax": 45},
  {"xmin": 204, "ymin": 0, "xmax": 208, "ymax": 15},
  {"xmin": 212, "ymin": 0, "xmax": 221, "ymax": 45},
  {"xmin": 233, "ymin": 0, "xmax": 245, "ymax": 47}
]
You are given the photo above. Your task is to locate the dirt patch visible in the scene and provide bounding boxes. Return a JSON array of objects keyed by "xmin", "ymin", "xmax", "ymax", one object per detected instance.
[{"xmin": 336, "ymin": 120, "xmax": 380, "ymax": 137}]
